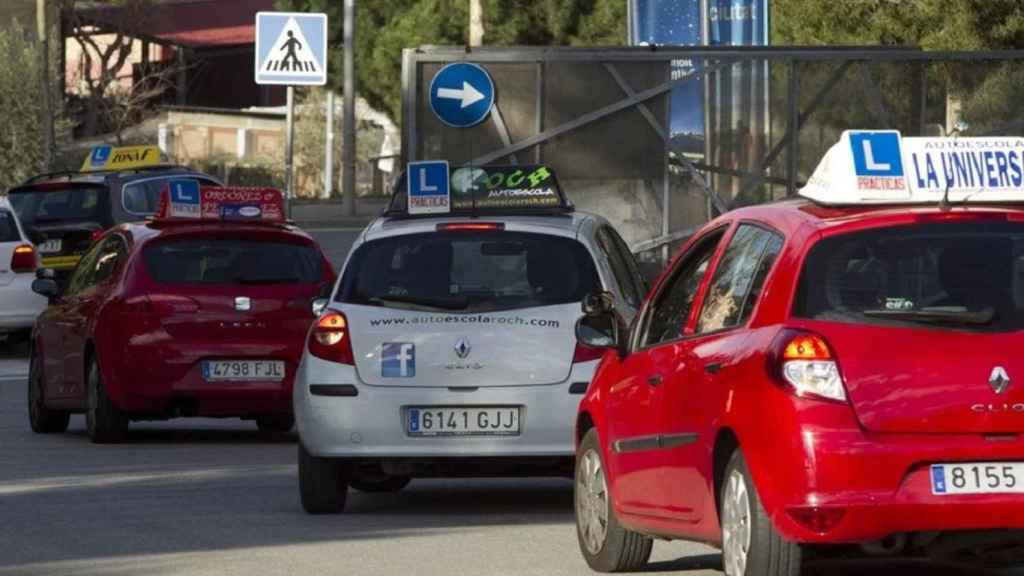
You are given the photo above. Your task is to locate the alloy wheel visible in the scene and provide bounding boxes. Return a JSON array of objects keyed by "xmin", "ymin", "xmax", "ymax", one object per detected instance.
[
  {"xmin": 576, "ymin": 448, "xmax": 610, "ymax": 555},
  {"xmin": 722, "ymin": 469, "xmax": 752, "ymax": 576}
]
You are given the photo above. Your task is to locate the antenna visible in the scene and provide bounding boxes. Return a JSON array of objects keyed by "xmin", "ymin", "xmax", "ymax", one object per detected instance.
[{"xmin": 938, "ymin": 181, "xmax": 953, "ymax": 212}]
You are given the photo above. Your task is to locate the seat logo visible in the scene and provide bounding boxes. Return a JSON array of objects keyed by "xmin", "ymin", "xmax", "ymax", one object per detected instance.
[
  {"xmin": 989, "ymin": 366, "xmax": 1011, "ymax": 395},
  {"xmin": 454, "ymin": 338, "xmax": 471, "ymax": 359},
  {"xmin": 235, "ymin": 297, "xmax": 251, "ymax": 312}
]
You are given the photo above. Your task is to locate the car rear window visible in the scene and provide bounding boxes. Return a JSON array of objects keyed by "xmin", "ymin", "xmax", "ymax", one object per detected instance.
[
  {"xmin": 8, "ymin": 187, "xmax": 102, "ymax": 226},
  {"xmin": 0, "ymin": 211, "xmax": 19, "ymax": 242},
  {"xmin": 123, "ymin": 177, "xmax": 218, "ymax": 216},
  {"xmin": 794, "ymin": 221, "xmax": 1024, "ymax": 332},
  {"xmin": 337, "ymin": 231, "xmax": 600, "ymax": 313},
  {"xmin": 143, "ymin": 238, "xmax": 323, "ymax": 285}
]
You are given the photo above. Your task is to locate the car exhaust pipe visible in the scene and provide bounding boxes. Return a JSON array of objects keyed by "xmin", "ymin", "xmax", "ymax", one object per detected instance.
[{"xmin": 860, "ymin": 533, "xmax": 908, "ymax": 557}]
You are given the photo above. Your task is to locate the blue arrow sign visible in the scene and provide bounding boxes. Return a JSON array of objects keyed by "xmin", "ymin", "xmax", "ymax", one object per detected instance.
[{"xmin": 429, "ymin": 63, "xmax": 495, "ymax": 128}]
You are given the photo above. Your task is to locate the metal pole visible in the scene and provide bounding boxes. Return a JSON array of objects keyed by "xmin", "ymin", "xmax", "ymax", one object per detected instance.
[
  {"xmin": 341, "ymin": 0, "xmax": 356, "ymax": 216},
  {"xmin": 37, "ymin": 0, "xmax": 55, "ymax": 170},
  {"xmin": 285, "ymin": 85, "xmax": 295, "ymax": 218},
  {"xmin": 324, "ymin": 90, "xmax": 335, "ymax": 199},
  {"xmin": 469, "ymin": 0, "xmax": 484, "ymax": 47}
]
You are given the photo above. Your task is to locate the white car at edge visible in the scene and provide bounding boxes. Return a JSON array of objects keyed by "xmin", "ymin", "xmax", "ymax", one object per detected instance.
[
  {"xmin": 0, "ymin": 198, "xmax": 46, "ymax": 348},
  {"xmin": 293, "ymin": 165, "xmax": 648, "ymax": 513}
]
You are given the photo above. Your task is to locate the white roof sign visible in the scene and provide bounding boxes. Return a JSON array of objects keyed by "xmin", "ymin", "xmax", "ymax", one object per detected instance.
[{"xmin": 799, "ymin": 130, "xmax": 1024, "ymax": 205}]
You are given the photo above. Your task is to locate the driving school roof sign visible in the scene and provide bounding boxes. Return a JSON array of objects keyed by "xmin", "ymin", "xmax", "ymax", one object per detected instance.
[
  {"xmin": 81, "ymin": 145, "xmax": 163, "ymax": 172},
  {"xmin": 255, "ymin": 12, "xmax": 328, "ymax": 86},
  {"xmin": 800, "ymin": 130, "xmax": 1024, "ymax": 205}
]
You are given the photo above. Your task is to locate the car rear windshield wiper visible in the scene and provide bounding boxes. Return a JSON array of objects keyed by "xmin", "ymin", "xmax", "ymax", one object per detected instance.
[
  {"xmin": 234, "ymin": 276, "xmax": 301, "ymax": 285},
  {"xmin": 366, "ymin": 294, "xmax": 469, "ymax": 311},
  {"xmin": 861, "ymin": 306, "xmax": 995, "ymax": 325}
]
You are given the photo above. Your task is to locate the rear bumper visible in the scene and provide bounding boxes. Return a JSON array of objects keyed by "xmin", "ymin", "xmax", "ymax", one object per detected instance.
[
  {"xmin": 0, "ymin": 277, "xmax": 46, "ymax": 332},
  {"xmin": 108, "ymin": 337, "xmax": 298, "ymax": 417},
  {"xmin": 745, "ymin": 400, "xmax": 1024, "ymax": 543},
  {"xmin": 295, "ymin": 353, "xmax": 596, "ymax": 461}
]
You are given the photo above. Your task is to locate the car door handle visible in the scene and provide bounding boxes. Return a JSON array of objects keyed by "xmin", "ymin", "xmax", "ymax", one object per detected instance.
[
  {"xmin": 704, "ymin": 362, "xmax": 722, "ymax": 375},
  {"xmin": 647, "ymin": 374, "xmax": 663, "ymax": 387}
]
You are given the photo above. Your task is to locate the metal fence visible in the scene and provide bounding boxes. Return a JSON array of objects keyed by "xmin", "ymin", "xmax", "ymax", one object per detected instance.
[{"xmin": 401, "ymin": 46, "xmax": 1024, "ymax": 265}]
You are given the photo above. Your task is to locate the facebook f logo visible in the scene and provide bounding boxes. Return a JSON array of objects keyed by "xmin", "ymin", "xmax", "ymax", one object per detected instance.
[
  {"xmin": 849, "ymin": 131, "xmax": 904, "ymax": 177},
  {"xmin": 381, "ymin": 343, "xmax": 415, "ymax": 378}
]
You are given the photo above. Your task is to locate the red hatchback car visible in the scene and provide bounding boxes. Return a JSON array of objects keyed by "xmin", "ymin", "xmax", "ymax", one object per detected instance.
[
  {"xmin": 27, "ymin": 185, "xmax": 335, "ymax": 443},
  {"xmin": 573, "ymin": 132, "xmax": 1024, "ymax": 575}
]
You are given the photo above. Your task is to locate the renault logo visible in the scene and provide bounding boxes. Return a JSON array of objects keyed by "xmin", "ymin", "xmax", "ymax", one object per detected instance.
[
  {"xmin": 454, "ymin": 338, "xmax": 471, "ymax": 359},
  {"xmin": 989, "ymin": 366, "xmax": 1011, "ymax": 395}
]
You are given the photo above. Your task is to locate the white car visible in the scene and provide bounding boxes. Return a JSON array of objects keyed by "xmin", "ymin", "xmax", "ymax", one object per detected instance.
[
  {"xmin": 0, "ymin": 198, "xmax": 47, "ymax": 345},
  {"xmin": 294, "ymin": 165, "xmax": 648, "ymax": 513}
]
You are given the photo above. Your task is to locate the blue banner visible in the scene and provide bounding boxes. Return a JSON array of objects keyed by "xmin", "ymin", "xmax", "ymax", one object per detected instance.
[{"xmin": 708, "ymin": 0, "xmax": 768, "ymax": 46}]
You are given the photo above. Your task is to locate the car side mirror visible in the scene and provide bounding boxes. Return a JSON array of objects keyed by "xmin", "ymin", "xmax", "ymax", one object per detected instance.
[
  {"xmin": 32, "ymin": 278, "xmax": 60, "ymax": 301},
  {"xmin": 582, "ymin": 291, "xmax": 615, "ymax": 317},
  {"xmin": 311, "ymin": 298, "xmax": 328, "ymax": 317}
]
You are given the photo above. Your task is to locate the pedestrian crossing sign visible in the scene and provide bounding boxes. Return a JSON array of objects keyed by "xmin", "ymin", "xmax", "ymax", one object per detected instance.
[{"xmin": 255, "ymin": 12, "xmax": 328, "ymax": 86}]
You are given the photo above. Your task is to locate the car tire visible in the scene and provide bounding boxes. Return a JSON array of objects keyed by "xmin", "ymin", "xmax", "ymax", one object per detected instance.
[
  {"xmin": 256, "ymin": 414, "xmax": 295, "ymax": 433},
  {"xmin": 349, "ymin": 475, "xmax": 412, "ymax": 493},
  {"xmin": 299, "ymin": 442, "xmax": 350, "ymax": 514},
  {"xmin": 27, "ymin": 350, "xmax": 70, "ymax": 434},
  {"xmin": 720, "ymin": 450, "xmax": 801, "ymax": 576},
  {"xmin": 86, "ymin": 358, "xmax": 128, "ymax": 444},
  {"xmin": 575, "ymin": 427, "xmax": 653, "ymax": 572}
]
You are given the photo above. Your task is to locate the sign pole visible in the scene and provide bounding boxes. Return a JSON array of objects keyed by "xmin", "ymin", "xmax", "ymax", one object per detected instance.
[
  {"xmin": 325, "ymin": 90, "xmax": 335, "ymax": 199},
  {"xmin": 285, "ymin": 85, "xmax": 295, "ymax": 219},
  {"xmin": 342, "ymin": 0, "xmax": 357, "ymax": 217}
]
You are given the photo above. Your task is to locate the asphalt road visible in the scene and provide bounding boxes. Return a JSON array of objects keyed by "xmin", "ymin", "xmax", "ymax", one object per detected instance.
[
  {"xmin": 0, "ymin": 230, "xmax": 1016, "ymax": 576},
  {"xmin": 304, "ymin": 226, "xmax": 364, "ymax": 271}
]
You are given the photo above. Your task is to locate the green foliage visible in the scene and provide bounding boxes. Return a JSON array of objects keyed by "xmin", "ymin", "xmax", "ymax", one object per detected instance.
[
  {"xmin": 278, "ymin": 0, "xmax": 627, "ymax": 121},
  {"xmin": 772, "ymin": 0, "xmax": 1024, "ymax": 49},
  {"xmin": 0, "ymin": 19, "xmax": 68, "ymax": 192}
]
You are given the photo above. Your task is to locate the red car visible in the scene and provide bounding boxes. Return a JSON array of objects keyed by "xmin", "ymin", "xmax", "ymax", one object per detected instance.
[
  {"xmin": 27, "ymin": 184, "xmax": 335, "ymax": 443},
  {"xmin": 573, "ymin": 131, "xmax": 1024, "ymax": 575}
]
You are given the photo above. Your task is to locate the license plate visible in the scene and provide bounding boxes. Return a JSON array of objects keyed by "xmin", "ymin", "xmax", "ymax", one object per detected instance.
[
  {"xmin": 37, "ymin": 239, "xmax": 62, "ymax": 254},
  {"xmin": 931, "ymin": 462, "xmax": 1024, "ymax": 495},
  {"xmin": 406, "ymin": 406, "xmax": 521, "ymax": 437},
  {"xmin": 202, "ymin": 360, "xmax": 285, "ymax": 382}
]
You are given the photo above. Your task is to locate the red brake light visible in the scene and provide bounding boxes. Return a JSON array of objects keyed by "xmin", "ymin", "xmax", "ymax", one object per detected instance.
[
  {"xmin": 771, "ymin": 329, "xmax": 846, "ymax": 403},
  {"xmin": 11, "ymin": 244, "xmax": 36, "ymax": 273},
  {"xmin": 308, "ymin": 311, "xmax": 354, "ymax": 365},
  {"xmin": 90, "ymin": 229, "xmax": 105, "ymax": 244},
  {"xmin": 436, "ymin": 222, "xmax": 505, "ymax": 232},
  {"xmin": 572, "ymin": 342, "xmax": 607, "ymax": 364}
]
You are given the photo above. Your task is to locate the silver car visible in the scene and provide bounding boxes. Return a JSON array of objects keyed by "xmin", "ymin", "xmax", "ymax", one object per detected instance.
[{"xmin": 294, "ymin": 167, "xmax": 647, "ymax": 513}]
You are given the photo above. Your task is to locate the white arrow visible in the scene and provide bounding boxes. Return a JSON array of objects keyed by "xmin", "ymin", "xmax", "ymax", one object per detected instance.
[{"xmin": 436, "ymin": 81, "xmax": 486, "ymax": 109}]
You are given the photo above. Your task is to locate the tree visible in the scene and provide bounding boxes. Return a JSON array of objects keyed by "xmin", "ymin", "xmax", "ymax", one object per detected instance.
[
  {"xmin": 0, "ymin": 19, "xmax": 68, "ymax": 190},
  {"xmin": 278, "ymin": 0, "xmax": 627, "ymax": 121}
]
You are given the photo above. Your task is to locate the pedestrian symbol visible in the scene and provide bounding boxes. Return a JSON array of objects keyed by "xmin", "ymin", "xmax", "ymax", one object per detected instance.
[{"xmin": 255, "ymin": 12, "xmax": 328, "ymax": 86}]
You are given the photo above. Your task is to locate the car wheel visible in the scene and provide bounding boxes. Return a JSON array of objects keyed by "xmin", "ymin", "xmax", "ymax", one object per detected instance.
[
  {"xmin": 86, "ymin": 359, "xmax": 128, "ymax": 444},
  {"xmin": 298, "ymin": 442, "xmax": 350, "ymax": 514},
  {"xmin": 27, "ymin": 350, "xmax": 69, "ymax": 434},
  {"xmin": 575, "ymin": 427, "xmax": 653, "ymax": 572},
  {"xmin": 350, "ymin": 475, "xmax": 412, "ymax": 493},
  {"xmin": 721, "ymin": 450, "xmax": 801, "ymax": 576},
  {"xmin": 256, "ymin": 414, "xmax": 295, "ymax": 433}
]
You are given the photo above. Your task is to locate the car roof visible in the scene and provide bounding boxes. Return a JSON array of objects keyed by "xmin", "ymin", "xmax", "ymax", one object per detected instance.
[
  {"xmin": 14, "ymin": 166, "xmax": 216, "ymax": 189},
  {"xmin": 360, "ymin": 211, "xmax": 600, "ymax": 243},
  {"xmin": 721, "ymin": 197, "xmax": 1024, "ymax": 236},
  {"xmin": 117, "ymin": 220, "xmax": 315, "ymax": 246}
]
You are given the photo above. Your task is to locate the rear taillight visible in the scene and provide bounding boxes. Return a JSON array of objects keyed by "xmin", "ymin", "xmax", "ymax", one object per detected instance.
[
  {"xmin": 770, "ymin": 329, "xmax": 847, "ymax": 402},
  {"xmin": 90, "ymin": 229, "xmax": 105, "ymax": 244},
  {"xmin": 308, "ymin": 311, "xmax": 354, "ymax": 365},
  {"xmin": 572, "ymin": 342, "xmax": 606, "ymax": 364},
  {"xmin": 436, "ymin": 222, "xmax": 504, "ymax": 232},
  {"xmin": 10, "ymin": 244, "xmax": 36, "ymax": 273}
]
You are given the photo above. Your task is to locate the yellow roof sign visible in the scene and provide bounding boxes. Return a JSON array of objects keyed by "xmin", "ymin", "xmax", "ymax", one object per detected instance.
[{"xmin": 80, "ymin": 145, "xmax": 165, "ymax": 172}]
